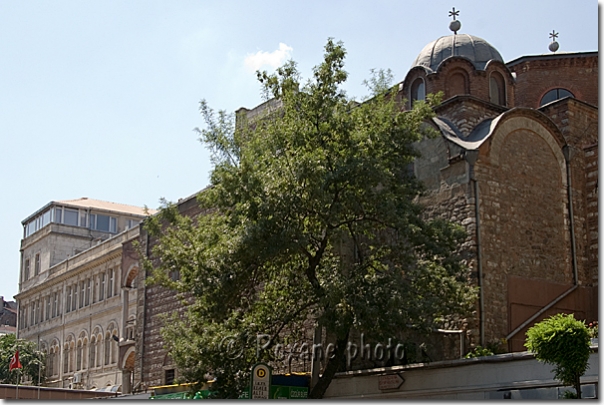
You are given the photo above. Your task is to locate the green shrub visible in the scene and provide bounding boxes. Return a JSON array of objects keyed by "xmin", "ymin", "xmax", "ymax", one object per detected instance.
[{"xmin": 525, "ymin": 313, "xmax": 590, "ymax": 399}]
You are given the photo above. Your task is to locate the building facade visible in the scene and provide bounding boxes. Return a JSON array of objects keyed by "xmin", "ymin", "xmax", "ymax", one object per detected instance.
[
  {"xmin": 15, "ymin": 198, "xmax": 153, "ymax": 391},
  {"xmin": 398, "ymin": 21, "xmax": 597, "ymax": 352}
]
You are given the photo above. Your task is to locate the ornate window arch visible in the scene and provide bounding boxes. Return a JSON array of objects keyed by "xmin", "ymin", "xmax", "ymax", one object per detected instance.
[
  {"xmin": 446, "ymin": 69, "xmax": 469, "ymax": 97},
  {"xmin": 540, "ymin": 88, "xmax": 574, "ymax": 106},
  {"xmin": 489, "ymin": 71, "xmax": 506, "ymax": 106},
  {"xmin": 410, "ymin": 77, "xmax": 426, "ymax": 104}
]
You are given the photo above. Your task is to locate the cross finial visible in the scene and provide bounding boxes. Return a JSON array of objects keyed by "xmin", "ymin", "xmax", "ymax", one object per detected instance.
[
  {"xmin": 549, "ymin": 30, "xmax": 559, "ymax": 41},
  {"xmin": 449, "ymin": 7, "xmax": 460, "ymax": 21}
]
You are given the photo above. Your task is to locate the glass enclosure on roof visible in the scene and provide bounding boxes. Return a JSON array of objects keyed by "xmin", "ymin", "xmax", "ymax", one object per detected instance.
[{"xmin": 23, "ymin": 205, "xmax": 122, "ymax": 238}]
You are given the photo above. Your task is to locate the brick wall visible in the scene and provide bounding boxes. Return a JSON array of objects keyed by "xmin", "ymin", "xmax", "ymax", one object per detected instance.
[{"xmin": 508, "ymin": 53, "xmax": 598, "ymax": 109}]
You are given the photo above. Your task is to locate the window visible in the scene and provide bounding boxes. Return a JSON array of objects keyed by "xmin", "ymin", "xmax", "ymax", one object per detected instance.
[
  {"xmin": 48, "ymin": 348, "xmax": 55, "ymax": 377},
  {"xmin": 540, "ymin": 88, "xmax": 574, "ymax": 106},
  {"xmin": 489, "ymin": 72, "xmax": 506, "ymax": 106},
  {"xmin": 34, "ymin": 253, "xmax": 40, "ymax": 276},
  {"xmin": 37, "ymin": 299, "xmax": 41, "ymax": 324},
  {"xmin": 85, "ymin": 279, "xmax": 91, "ymax": 306},
  {"xmin": 63, "ymin": 345, "xmax": 69, "ymax": 374},
  {"xmin": 104, "ymin": 333, "xmax": 111, "ymax": 365},
  {"xmin": 52, "ymin": 292, "xmax": 58, "ymax": 318},
  {"xmin": 64, "ymin": 208, "xmax": 79, "ymax": 226},
  {"xmin": 165, "ymin": 369, "xmax": 175, "ymax": 385},
  {"xmin": 30, "ymin": 302, "xmax": 35, "ymax": 325},
  {"xmin": 80, "ymin": 281, "xmax": 85, "ymax": 308},
  {"xmin": 23, "ymin": 259, "xmax": 30, "ymax": 281},
  {"xmin": 90, "ymin": 214, "xmax": 117, "ymax": 233},
  {"xmin": 125, "ymin": 219, "xmax": 139, "ymax": 230},
  {"xmin": 410, "ymin": 78, "xmax": 426, "ymax": 104},
  {"xmin": 45, "ymin": 296, "xmax": 51, "ymax": 321},
  {"xmin": 99, "ymin": 274, "xmax": 106, "ymax": 301},
  {"xmin": 90, "ymin": 336, "xmax": 97, "ymax": 368},
  {"xmin": 107, "ymin": 269, "xmax": 115, "ymax": 298},
  {"xmin": 66, "ymin": 286, "xmax": 72, "ymax": 313},
  {"xmin": 72, "ymin": 284, "xmax": 78, "ymax": 312},
  {"xmin": 76, "ymin": 341, "xmax": 83, "ymax": 371},
  {"xmin": 447, "ymin": 71, "xmax": 468, "ymax": 97},
  {"xmin": 54, "ymin": 207, "xmax": 62, "ymax": 224}
]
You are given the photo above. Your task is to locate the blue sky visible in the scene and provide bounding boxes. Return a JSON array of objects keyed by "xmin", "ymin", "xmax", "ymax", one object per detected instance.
[{"xmin": 0, "ymin": 1, "xmax": 599, "ymax": 300}]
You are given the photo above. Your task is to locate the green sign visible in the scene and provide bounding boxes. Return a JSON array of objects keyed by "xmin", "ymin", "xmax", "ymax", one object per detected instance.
[{"xmin": 270, "ymin": 385, "xmax": 308, "ymax": 399}]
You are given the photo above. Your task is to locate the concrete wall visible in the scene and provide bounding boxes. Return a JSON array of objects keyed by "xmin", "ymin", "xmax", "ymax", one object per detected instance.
[{"xmin": 323, "ymin": 348, "xmax": 598, "ymax": 399}]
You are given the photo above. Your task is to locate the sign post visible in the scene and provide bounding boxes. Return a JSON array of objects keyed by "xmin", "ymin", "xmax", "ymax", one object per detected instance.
[{"xmin": 250, "ymin": 363, "xmax": 271, "ymax": 399}]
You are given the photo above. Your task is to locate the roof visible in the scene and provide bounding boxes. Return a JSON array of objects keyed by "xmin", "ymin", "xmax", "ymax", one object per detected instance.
[
  {"xmin": 412, "ymin": 33, "xmax": 503, "ymax": 73},
  {"xmin": 22, "ymin": 197, "xmax": 156, "ymax": 223},
  {"xmin": 57, "ymin": 197, "xmax": 156, "ymax": 216},
  {"xmin": 506, "ymin": 51, "xmax": 597, "ymax": 68}
]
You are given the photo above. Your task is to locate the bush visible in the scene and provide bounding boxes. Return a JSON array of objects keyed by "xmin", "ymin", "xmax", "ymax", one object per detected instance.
[{"xmin": 525, "ymin": 313, "xmax": 590, "ymax": 399}]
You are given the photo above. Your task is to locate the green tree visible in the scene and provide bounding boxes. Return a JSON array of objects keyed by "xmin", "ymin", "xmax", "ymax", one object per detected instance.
[
  {"xmin": 525, "ymin": 313, "xmax": 591, "ymax": 399},
  {"xmin": 0, "ymin": 334, "xmax": 45, "ymax": 385},
  {"xmin": 144, "ymin": 39, "xmax": 477, "ymax": 398}
]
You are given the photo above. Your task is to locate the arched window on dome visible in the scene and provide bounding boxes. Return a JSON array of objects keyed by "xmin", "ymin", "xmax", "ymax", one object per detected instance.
[
  {"xmin": 489, "ymin": 71, "xmax": 506, "ymax": 106},
  {"xmin": 410, "ymin": 78, "xmax": 425, "ymax": 104},
  {"xmin": 540, "ymin": 88, "xmax": 574, "ymax": 107},
  {"xmin": 447, "ymin": 71, "xmax": 468, "ymax": 98}
]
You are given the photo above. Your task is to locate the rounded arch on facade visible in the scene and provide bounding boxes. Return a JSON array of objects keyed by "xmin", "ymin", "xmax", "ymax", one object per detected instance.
[
  {"xmin": 488, "ymin": 70, "xmax": 507, "ymax": 106},
  {"xmin": 121, "ymin": 346, "xmax": 136, "ymax": 371},
  {"xmin": 487, "ymin": 110, "xmax": 567, "ymax": 183},
  {"xmin": 442, "ymin": 63, "xmax": 472, "ymax": 99},
  {"xmin": 538, "ymin": 86, "xmax": 576, "ymax": 107},
  {"xmin": 124, "ymin": 264, "xmax": 139, "ymax": 288}
]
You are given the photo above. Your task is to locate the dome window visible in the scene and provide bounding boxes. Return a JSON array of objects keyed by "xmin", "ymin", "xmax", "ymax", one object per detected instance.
[
  {"xmin": 540, "ymin": 88, "xmax": 574, "ymax": 106},
  {"xmin": 410, "ymin": 78, "xmax": 425, "ymax": 104},
  {"xmin": 447, "ymin": 71, "xmax": 468, "ymax": 97},
  {"xmin": 489, "ymin": 71, "xmax": 506, "ymax": 106}
]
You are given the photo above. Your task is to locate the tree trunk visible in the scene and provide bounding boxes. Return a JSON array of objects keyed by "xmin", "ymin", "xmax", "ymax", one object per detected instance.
[
  {"xmin": 574, "ymin": 373, "xmax": 582, "ymax": 399},
  {"xmin": 308, "ymin": 332, "xmax": 349, "ymax": 399}
]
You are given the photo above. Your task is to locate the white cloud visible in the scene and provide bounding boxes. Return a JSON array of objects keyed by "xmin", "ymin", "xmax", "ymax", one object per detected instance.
[{"xmin": 244, "ymin": 43, "xmax": 293, "ymax": 72}]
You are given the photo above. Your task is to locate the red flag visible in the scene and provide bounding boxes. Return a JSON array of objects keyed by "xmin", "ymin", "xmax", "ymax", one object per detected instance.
[{"xmin": 9, "ymin": 350, "xmax": 22, "ymax": 371}]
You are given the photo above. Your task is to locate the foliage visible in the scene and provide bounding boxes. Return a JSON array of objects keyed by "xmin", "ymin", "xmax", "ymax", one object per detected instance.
[
  {"xmin": 587, "ymin": 320, "xmax": 598, "ymax": 339},
  {"xmin": 525, "ymin": 313, "xmax": 591, "ymax": 399},
  {"xmin": 144, "ymin": 39, "xmax": 477, "ymax": 399},
  {"xmin": 464, "ymin": 345, "xmax": 494, "ymax": 358},
  {"xmin": 0, "ymin": 334, "xmax": 45, "ymax": 385}
]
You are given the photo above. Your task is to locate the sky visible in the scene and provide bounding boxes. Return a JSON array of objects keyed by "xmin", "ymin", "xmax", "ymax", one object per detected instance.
[{"xmin": 0, "ymin": 1, "xmax": 599, "ymax": 300}]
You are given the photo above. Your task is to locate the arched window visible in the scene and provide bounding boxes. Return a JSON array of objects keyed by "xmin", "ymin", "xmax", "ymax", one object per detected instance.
[
  {"xmin": 96, "ymin": 334, "xmax": 103, "ymax": 367},
  {"xmin": 48, "ymin": 348, "xmax": 54, "ymax": 377},
  {"xmin": 447, "ymin": 71, "xmax": 468, "ymax": 97},
  {"xmin": 90, "ymin": 336, "xmax": 97, "ymax": 368},
  {"xmin": 76, "ymin": 341, "xmax": 83, "ymax": 371},
  {"xmin": 63, "ymin": 344, "xmax": 69, "ymax": 374},
  {"xmin": 69, "ymin": 341, "xmax": 75, "ymax": 372},
  {"xmin": 489, "ymin": 71, "xmax": 506, "ymax": 106},
  {"xmin": 105, "ymin": 333, "xmax": 111, "ymax": 365},
  {"xmin": 540, "ymin": 88, "xmax": 574, "ymax": 106},
  {"xmin": 410, "ymin": 78, "xmax": 425, "ymax": 104}
]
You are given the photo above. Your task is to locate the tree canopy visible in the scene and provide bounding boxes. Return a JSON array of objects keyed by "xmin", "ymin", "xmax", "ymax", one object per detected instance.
[
  {"xmin": 0, "ymin": 334, "xmax": 45, "ymax": 385},
  {"xmin": 144, "ymin": 39, "xmax": 477, "ymax": 398},
  {"xmin": 525, "ymin": 313, "xmax": 591, "ymax": 399}
]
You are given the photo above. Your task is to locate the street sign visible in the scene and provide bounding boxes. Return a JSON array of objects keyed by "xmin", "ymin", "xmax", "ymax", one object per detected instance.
[
  {"xmin": 378, "ymin": 373, "xmax": 405, "ymax": 390},
  {"xmin": 250, "ymin": 363, "xmax": 271, "ymax": 399}
]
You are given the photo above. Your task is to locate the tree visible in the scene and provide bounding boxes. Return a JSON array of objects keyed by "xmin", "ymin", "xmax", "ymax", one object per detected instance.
[
  {"xmin": 525, "ymin": 313, "xmax": 591, "ymax": 399},
  {"xmin": 0, "ymin": 334, "xmax": 45, "ymax": 385},
  {"xmin": 144, "ymin": 39, "xmax": 477, "ymax": 398}
]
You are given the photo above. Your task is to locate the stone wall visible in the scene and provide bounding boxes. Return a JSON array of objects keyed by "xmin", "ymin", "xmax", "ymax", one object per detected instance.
[{"xmin": 135, "ymin": 193, "xmax": 203, "ymax": 389}]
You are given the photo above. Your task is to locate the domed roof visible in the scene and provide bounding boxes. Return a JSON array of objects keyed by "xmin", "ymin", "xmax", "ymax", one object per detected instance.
[{"xmin": 411, "ymin": 34, "xmax": 503, "ymax": 72}]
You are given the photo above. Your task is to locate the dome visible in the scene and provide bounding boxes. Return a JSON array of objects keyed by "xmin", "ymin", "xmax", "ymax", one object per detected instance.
[{"xmin": 411, "ymin": 34, "xmax": 503, "ymax": 72}]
